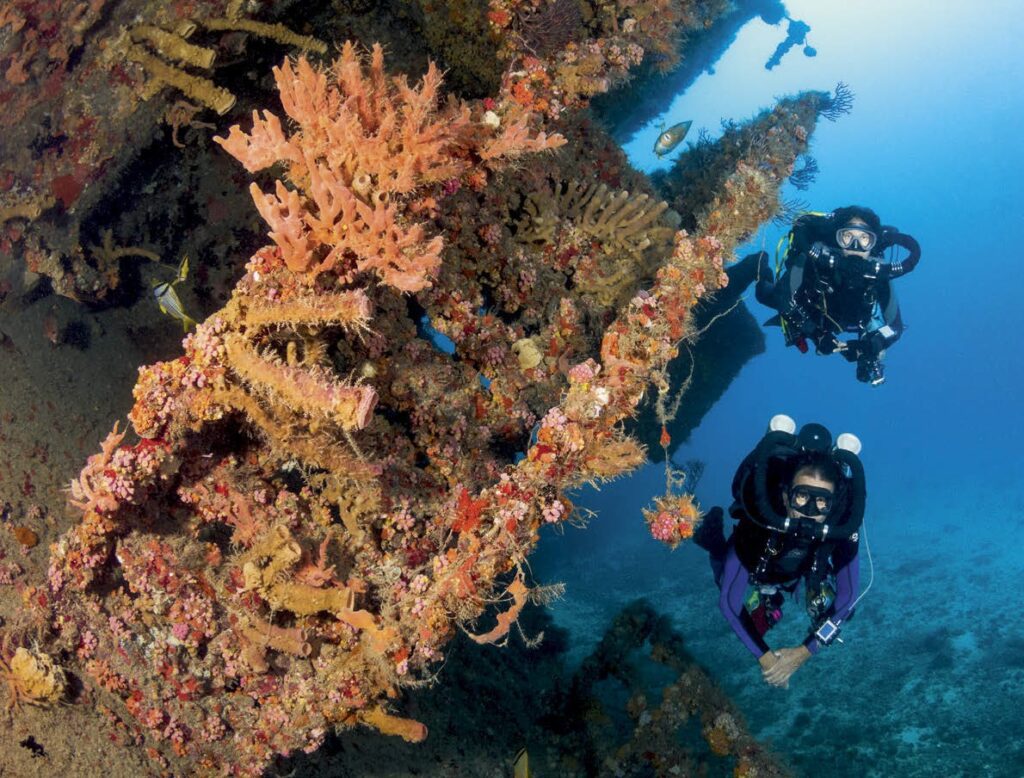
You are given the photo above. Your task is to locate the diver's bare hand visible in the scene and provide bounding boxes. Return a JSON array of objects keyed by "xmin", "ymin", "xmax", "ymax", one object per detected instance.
[
  {"xmin": 763, "ymin": 646, "xmax": 811, "ymax": 688},
  {"xmin": 758, "ymin": 651, "xmax": 779, "ymax": 674}
]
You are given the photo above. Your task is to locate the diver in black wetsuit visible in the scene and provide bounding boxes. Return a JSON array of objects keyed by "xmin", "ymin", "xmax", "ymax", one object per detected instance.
[
  {"xmin": 727, "ymin": 206, "xmax": 921, "ymax": 385},
  {"xmin": 694, "ymin": 415, "xmax": 866, "ymax": 687}
]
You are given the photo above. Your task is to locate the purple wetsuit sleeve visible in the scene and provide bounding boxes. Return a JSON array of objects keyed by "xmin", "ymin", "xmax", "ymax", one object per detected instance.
[
  {"xmin": 804, "ymin": 551, "xmax": 860, "ymax": 655},
  {"xmin": 719, "ymin": 543, "xmax": 771, "ymax": 659}
]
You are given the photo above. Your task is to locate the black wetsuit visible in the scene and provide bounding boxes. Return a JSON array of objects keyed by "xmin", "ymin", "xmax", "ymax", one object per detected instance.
[
  {"xmin": 700, "ymin": 424, "xmax": 868, "ymax": 657},
  {"xmin": 752, "ymin": 248, "xmax": 904, "ymax": 359}
]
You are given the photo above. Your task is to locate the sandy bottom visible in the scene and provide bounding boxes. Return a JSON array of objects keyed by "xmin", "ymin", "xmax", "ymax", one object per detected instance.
[
  {"xmin": 535, "ymin": 477, "xmax": 1024, "ymax": 777},
  {"xmin": 0, "ymin": 283, "xmax": 178, "ymax": 774}
]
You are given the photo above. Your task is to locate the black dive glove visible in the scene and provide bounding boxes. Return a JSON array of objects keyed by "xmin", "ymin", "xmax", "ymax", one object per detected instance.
[
  {"xmin": 854, "ymin": 328, "xmax": 898, "ymax": 359},
  {"xmin": 841, "ymin": 340, "xmax": 862, "ymax": 362},
  {"xmin": 815, "ymin": 331, "xmax": 841, "ymax": 355}
]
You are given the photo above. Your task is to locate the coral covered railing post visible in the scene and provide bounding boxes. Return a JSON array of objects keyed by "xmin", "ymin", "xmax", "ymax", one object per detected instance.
[{"xmin": 33, "ymin": 34, "xmax": 834, "ymax": 775}]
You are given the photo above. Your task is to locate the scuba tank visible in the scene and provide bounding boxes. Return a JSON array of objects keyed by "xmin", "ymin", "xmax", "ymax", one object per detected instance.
[
  {"xmin": 732, "ymin": 414, "xmax": 865, "ymax": 544},
  {"xmin": 729, "ymin": 415, "xmax": 865, "ymax": 587}
]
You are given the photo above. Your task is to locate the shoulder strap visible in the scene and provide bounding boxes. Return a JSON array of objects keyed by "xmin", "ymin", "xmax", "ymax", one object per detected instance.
[{"xmin": 775, "ymin": 210, "xmax": 830, "ymax": 276}]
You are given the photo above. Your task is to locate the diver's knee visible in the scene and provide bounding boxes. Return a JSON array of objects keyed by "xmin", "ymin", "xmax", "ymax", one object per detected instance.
[
  {"xmin": 724, "ymin": 253, "xmax": 762, "ymax": 296},
  {"xmin": 755, "ymin": 280, "xmax": 776, "ymax": 307},
  {"xmin": 711, "ymin": 558, "xmax": 725, "ymax": 589}
]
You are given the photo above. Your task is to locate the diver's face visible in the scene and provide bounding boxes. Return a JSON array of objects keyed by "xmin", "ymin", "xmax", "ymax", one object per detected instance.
[
  {"xmin": 836, "ymin": 217, "xmax": 874, "ymax": 258},
  {"xmin": 784, "ymin": 470, "xmax": 836, "ymax": 523}
]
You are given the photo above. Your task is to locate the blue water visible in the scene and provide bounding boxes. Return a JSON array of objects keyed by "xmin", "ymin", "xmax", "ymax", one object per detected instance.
[{"xmin": 533, "ymin": 2, "xmax": 1024, "ymax": 774}]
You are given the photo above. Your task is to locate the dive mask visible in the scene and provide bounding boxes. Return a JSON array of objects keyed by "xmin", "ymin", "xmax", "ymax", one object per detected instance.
[
  {"xmin": 788, "ymin": 485, "xmax": 835, "ymax": 517},
  {"xmin": 835, "ymin": 226, "xmax": 877, "ymax": 252}
]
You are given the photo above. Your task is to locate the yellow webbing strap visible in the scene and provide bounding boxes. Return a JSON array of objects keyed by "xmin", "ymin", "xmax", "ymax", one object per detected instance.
[
  {"xmin": 774, "ymin": 210, "xmax": 829, "ymax": 276},
  {"xmin": 773, "ymin": 211, "xmax": 828, "ymax": 341},
  {"xmin": 774, "ymin": 234, "xmax": 792, "ymax": 277}
]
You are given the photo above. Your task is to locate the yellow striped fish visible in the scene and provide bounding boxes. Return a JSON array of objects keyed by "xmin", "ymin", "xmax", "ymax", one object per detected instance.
[
  {"xmin": 153, "ymin": 255, "xmax": 197, "ymax": 331},
  {"xmin": 513, "ymin": 747, "xmax": 531, "ymax": 778}
]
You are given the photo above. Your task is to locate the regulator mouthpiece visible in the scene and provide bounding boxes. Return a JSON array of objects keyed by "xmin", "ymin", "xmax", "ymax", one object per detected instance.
[
  {"xmin": 835, "ymin": 433, "xmax": 862, "ymax": 456},
  {"xmin": 769, "ymin": 414, "xmax": 796, "ymax": 434}
]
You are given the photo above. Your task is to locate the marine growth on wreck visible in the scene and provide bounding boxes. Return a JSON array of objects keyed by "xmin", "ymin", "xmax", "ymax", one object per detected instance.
[{"xmin": 1, "ymin": 1, "xmax": 847, "ymax": 774}]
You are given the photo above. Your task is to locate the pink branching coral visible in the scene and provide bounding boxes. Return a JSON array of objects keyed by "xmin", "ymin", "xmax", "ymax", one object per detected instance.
[{"xmin": 215, "ymin": 41, "xmax": 563, "ymax": 289}]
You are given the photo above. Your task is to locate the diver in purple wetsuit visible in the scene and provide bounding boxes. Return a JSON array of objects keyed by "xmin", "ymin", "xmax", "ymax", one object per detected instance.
[{"xmin": 694, "ymin": 415, "xmax": 867, "ymax": 688}]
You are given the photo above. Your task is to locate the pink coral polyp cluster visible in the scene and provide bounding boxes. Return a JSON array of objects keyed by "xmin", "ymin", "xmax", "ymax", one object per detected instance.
[
  {"xmin": 643, "ymin": 494, "xmax": 703, "ymax": 550},
  {"xmin": 67, "ymin": 424, "xmax": 168, "ymax": 516},
  {"xmin": 649, "ymin": 510, "xmax": 677, "ymax": 541}
]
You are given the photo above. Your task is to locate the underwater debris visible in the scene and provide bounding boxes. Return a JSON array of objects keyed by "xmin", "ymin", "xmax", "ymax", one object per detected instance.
[{"xmin": 546, "ymin": 600, "xmax": 792, "ymax": 776}]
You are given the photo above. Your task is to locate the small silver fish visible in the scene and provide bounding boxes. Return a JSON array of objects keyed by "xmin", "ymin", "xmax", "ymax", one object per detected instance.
[
  {"xmin": 153, "ymin": 255, "xmax": 197, "ymax": 331},
  {"xmin": 653, "ymin": 119, "xmax": 693, "ymax": 158}
]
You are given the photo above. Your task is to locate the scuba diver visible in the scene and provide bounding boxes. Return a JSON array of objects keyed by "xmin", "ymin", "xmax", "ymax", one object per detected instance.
[
  {"xmin": 693, "ymin": 415, "xmax": 868, "ymax": 687},
  {"xmin": 726, "ymin": 206, "xmax": 921, "ymax": 385}
]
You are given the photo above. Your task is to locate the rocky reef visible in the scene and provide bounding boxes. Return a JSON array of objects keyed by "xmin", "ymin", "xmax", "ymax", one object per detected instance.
[{"xmin": 0, "ymin": 0, "xmax": 337, "ymax": 302}]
